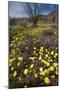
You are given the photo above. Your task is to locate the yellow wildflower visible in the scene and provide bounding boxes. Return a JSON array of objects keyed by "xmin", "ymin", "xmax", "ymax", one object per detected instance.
[
  {"xmin": 45, "ymin": 49, "xmax": 48, "ymax": 52},
  {"xmin": 33, "ymin": 50, "xmax": 36, "ymax": 53},
  {"xmin": 39, "ymin": 67, "xmax": 43, "ymax": 72},
  {"xmin": 45, "ymin": 54, "xmax": 48, "ymax": 58},
  {"xmin": 50, "ymin": 66, "xmax": 54, "ymax": 71},
  {"xmin": 17, "ymin": 62, "xmax": 20, "ymax": 66},
  {"xmin": 34, "ymin": 73, "xmax": 38, "ymax": 78},
  {"xmin": 29, "ymin": 57, "xmax": 36, "ymax": 61},
  {"xmin": 41, "ymin": 59, "xmax": 50, "ymax": 67},
  {"xmin": 34, "ymin": 47, "xmax": 36, "ymax": 50},
  {"xmin": 44, "ymin": 77, "xmax": 50, "ymax": 84},
  {"xmin": 55, "ymin": 71, "xmax": 58, "ymax": 75},
  {"xmin": 13, "ymin": 71, "xmax": 17, "ymax": 77},
  {"xmin": 54, "ymin": 53, "xmax": 58, "ymax": 58},
  {"xmin": 51, "ymin": 51, "xmax": 54, "ymax": 55},
  {"xmin": 51, "ymin": 75, "xmax": 55, "ymax": 79},
  {"xmin": 18, "ymin": 57, "xmax": 23, "ymax": 61},
  {"xmin": 44, "ymin": 69, "xmax": 48, "ymax": 74},
  {"xmin": 9, "ymin": 58, "xmax": 15, "ymax": 63},
  {"xmin": 11, "ymin": 66, "xmax": 14, "ymax": 71},
  {"xmin": 30, "ymin": 64, "xmax": 34, "ymax": 69},
  {"xmin": 24, "ymin": 69, "xmax": 28, "ymax": 75},
  {"xmin": 40, "ymin": 47, "xmax": 43, "ymax": 52},
  {"xmin": 39, "ymin": 55, "xmax": 42, "ymax": 60},
  {"xmin": 40, "ymin": 71, "xmax": 45, "ymax": 76},
  {"xmin": 11, "ymin": 49, "xmax": 15, "ymax": 54},
  {"xmin": 53, "ymin": 63, "xmax": 58, "ymax": 67}
]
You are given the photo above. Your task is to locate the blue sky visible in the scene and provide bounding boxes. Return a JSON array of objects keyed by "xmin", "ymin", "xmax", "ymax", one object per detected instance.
[{"xmin": 8, "ymin": 1, "xmax": 58, "ymax": 18}]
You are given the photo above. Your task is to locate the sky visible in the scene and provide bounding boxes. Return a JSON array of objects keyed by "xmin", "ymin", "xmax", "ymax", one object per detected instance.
[{"xmin": 8, "ymin": 1, "xmax": 58, "ymax": 18}]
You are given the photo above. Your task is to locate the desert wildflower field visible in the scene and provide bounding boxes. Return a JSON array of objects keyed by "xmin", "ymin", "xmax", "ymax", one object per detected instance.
[
  {"xmin": 9, "ymin": 2, "xmax": 58, "ymax": 88},
  {"xmin": 9, "ymin": 23, "xmax": 58, "ymax": 88}
]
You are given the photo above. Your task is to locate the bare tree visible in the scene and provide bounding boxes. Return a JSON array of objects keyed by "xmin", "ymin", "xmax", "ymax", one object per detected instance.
[{"xmin": 24, "ymin": 3, "xmax": 40, "ymax": 27}]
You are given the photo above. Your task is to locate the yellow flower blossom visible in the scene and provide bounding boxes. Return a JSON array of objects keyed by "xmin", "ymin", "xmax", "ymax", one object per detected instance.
[
  {"xmin": 50, "ymin": 59, "xmax": 53, "ymax": 62},
  {"xmin": 9, "ymin": 58, "xmax": 15, "ymax": 63},
  {"xmin": 39, "ymin": 67, "xmax": 43, "ymax": 72},
  {"xmin": 34, "ymin": 47, "xmax": 36, "ymax": 50},
  {"xmin": 45, "ymin": 49, "xmax": 48, "ymax": 52},
  {"xmin": 44, "ymin": 69, "xmax": 48, "ymax": 74},
  {"xmin": 30, "ymin": 64, "xmax": 34, "ymax": 69},
  {"xmin": 54, "ymin": 53, "xmax": 58, "ymax": 58},
  {"xmin": 40, "ymin": 47, "xmax": 43, "ymax": 52},
  {"xmin": 13, "ymin": 71, "xmax": 17, "ymax": 77},
  {"xmin": 50, "ymin": 66, "xmax": 54, "ymax": 71},
  {"xmin": 51, "ymin": 51, "xmax": 54, "ymax": 55},
  {"xmin": 11, "ymin": 66, "xmax": 14, "ymax": 71},
  {"xmin": 17, "ymin": 62, "xmax": 20, "ymax": 66},
  {"xmin": 45, "ymin": 54, "xmax": 48, "ymax": 58},
  {"xmin": 40, "ymin": 71, "xmax": 45, "ymax": 76},
  {"xmin": 53, "ymin": 63, "xmax": 58, "ymax": 67},
  {"xmin": 47, "ymin": 68, "xmax": 50, "ymax": 73},
  {"xmin": 34, "ymin": 73, "xmax": 38, "ymax": 78},
  {"xmin": 24, "ymin": 69, "xmax": 28, "ymax": 75},
  {"xmin": 41, "ymin": 59, "xmax": 50, "ymax": 67},
  {"xmin": 39, "ymin": 55, "xmax": 42, "ymax": 60},
  {"xmin": 29, "ymin": 57, "xmax": 36, "ymax": 61},
  {"xmin": 55, "ymin": 71, "xmax": 58, "ymax": 75},
  {"xmin": 18, "ymin": 57, "xmax": 23, "ymax": 61},
  {"xmin": 51, "ymin": 75, "xmax": 55, "ymax": 79},
  {"xmin": 16, "ymin": 48, "xmax": 19, "ymax": 51},
  {"xmin": 44, "ymin": 77, "xmax": 50, "ymax": 84},
  {"xmin": 33, "ymin": 50, "xmax": 36, "ymax": 53},
  {"xmin": 16, "ymin": 37, "xmax": 18, "ymax": 41},
  {"xmin": 56, "ymin": 47, "xmax": 58, "ymax": 50},
  {"xmin": 29, "ymin": 70, "xmax": 32, "ymax": 73},
  {"xmin": 11, "ymin": 49, "xmax": 15, "ymax": 54}
]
